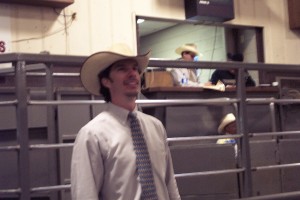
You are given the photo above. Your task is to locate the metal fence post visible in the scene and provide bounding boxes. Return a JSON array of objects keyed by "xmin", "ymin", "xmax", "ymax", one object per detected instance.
[
  {"xmin": 15, "ymin": 61, "xmax": 30, "ymax": 200},
  {"xmin": 237, "ymin": 66, "xmax": 253, "ymax": 197}
]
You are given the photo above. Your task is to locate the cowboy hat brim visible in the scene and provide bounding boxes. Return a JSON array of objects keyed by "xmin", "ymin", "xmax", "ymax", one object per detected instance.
[
  {"xmin": 81, "ymin": 51, "xmax": 150, "ymax": 96},
  {"xmin": 218, "ymin": 113, "xmax": 236, "ymax": 134},
  {"xmin": 175, "ymin": 45, "xmax": 199, "ymax": 56}
]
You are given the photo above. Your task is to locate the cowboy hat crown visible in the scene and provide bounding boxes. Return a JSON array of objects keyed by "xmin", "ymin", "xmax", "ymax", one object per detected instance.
[
  {"xmin": 80, "ymin": 43, "xmax": 150, "ymax": 96},
  {"xmin": 175, "ymin": 43, "xmax": 199, "ymax": 56}
]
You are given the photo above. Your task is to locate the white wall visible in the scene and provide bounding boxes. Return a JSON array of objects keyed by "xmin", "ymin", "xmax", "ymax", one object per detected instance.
[
  {"xmin": 232, "ymin": 0, "xmax": 300, "ymax": 64},
  {"xmin": 0, "ymin": 0, "xmax": 300, "ymax": 65}
]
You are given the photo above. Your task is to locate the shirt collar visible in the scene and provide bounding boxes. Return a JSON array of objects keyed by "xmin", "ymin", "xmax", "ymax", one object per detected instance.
[{"xmin": 107, "ymin": 103, "xmax": 138, "ymax": 125}]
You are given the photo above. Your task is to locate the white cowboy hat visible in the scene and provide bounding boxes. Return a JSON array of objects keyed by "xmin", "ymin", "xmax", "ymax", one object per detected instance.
[
  {"xmin": 175, "ymin": 43, "xmax": 199, "ymax": 56},
  {"xmin": 218, "ymin": 113, "xmax": 236, "ymax": 134},
  {"xmin": 80, "ymin": 43, "xmax": 150, "ymax": 96}
]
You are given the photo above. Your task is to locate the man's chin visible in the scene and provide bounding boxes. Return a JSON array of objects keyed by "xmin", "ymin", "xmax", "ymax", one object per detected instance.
[{"xmin": 125, "ymin": 91, "xmax": 139, "ymax": 98}]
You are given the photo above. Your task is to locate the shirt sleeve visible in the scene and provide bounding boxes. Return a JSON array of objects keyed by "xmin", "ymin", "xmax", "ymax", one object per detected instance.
[
  {"xmin": 210, "ymin": 70, "xmax": 219, "ymax": 85},
  {"xmin": 170, "ymin": 68, "xmax": 182, "ymax": 86},
  {"xmin": 71, "ymin": 128, "xmax": 104, "ymax": 200},
  {"xmin": 170, "ymin": 68, "xmax": 202, "ymax": 87},
  {"xmin": 185, "ymin": 80, "xmax": 202, "ymax": 87}
]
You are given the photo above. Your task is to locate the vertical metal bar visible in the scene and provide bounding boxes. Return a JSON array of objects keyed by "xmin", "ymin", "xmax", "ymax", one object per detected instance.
[
  {"xmin": 277, "ymin": 81, "xmax": 286, "ymax": 132},
  {"xmin": 45, "ymin": 64, "xmax": 59, "ymax": 200},
  {"xmin": 269, "ymin": 101, "xmax": 277, "ymax": 133},
  {"xmin": 237, "ymin": 66, "xmax": 253, "ymax": 197},
  {"xmin": 15, "ymin": 61, "xmax": 31, "ymax": 200}
]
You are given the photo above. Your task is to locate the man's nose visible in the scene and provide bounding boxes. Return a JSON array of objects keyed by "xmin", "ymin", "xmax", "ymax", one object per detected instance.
[{"xmin": 128, "ymin": 68, "xmax": 139, "ymax": 75}]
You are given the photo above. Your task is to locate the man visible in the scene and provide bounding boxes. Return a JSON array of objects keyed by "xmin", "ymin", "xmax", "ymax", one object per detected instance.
[
  {"xmin": 205, "ymin": 53, "xmax": 256, "ymax": 87},
  {"xmin": 71, "ymin": 43, "xmax": 181, "ymax": 200},
  {"xmin": 217, "ymin": 113, "xmax": 237, "ymax": 144},
  {"xmin": 170, "ymin": 43, "xmax": 202, "ymax": 87},
  {"xmin": 217, "ymin": 113, "xmax": 238, "ymax": 157}
]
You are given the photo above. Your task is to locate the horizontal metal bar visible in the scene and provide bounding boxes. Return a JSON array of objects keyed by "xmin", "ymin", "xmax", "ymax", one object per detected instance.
[
  {"xmin": 0, "ymin": 188, "xmax": 21, "ymax": 194},
  {"xmin": 0, "ymin": 145, "xmax": 20, "ymax": 151},
  {"xmin": 167, "ymin": 134, "xmax": 242, "ymax": 144},
  {"xmin": 26, "ymin": 98, "xmax": 300, "ymax": 108},
  {"xmin": 30, "ymin": 143, "xmax": 73, "ymax": 149},
  {"xmin": 252, "ymin": 163, "xmax": 300, "ymax": 171},
  {"xmin": 148, "ymin": 59, "xmax": 300, "ymax": 71},
  {"xmin": 251, "ymin": 130, "xmax": 300, "ymax": 137},
  {"xmin": 25, "ymin": 72, "xmax": 80, "ymax": 77},
  {"xmin": 31, "ymin": 184, "xmax": 70, "ymax": 193},
  {"xmin": 0, "ymin": 53, "xmax": 86, "ymax": 66},
  {"xmin": 137, "ymin": 98, "xmax": 239, "ymax": 107},
  {"xmin": 25, "ymin": 64, "xmax": 47, "ymax": 71},
  {"xmin": 235, "ymin": 191, "xmax": 300, "ymax": 200},
  {"xmin": 247, "ymin": 98, "xmax": 300, "ymax": 104},
  {"xmin": 53, "ymin": 72, "xmax": 79, "ymax": 77},
  {"xmin": 28, "ymin": 99, "xmax": 105, "ymax": 105},
  {"xmin": 25, "ymin": 72, "xmax": 48, "ymax": 76},
  {"xmin": 2, "ymin": 143, "xmax": 73, "ymax": 151},
  {"xmin": 28, "ymin": 98, "xmax": 238, "ymax": 107},
  {"xmin": 175, "ymin": 163, "xmax": 300, "ymax": 178},
  {"xmin": 0, "ymin": 67, "xmax": 14, "ymax": 74},
  {"xmin": 1, "ymin": 53, "xmax": 300, "ymax": 71},
  {"xmin": 175, "ymin": 168, "xmax": 245, "ymax": 178},
  {"xmin": 0, "ymin": 99, "xmax": 18, "ymax": 106}
]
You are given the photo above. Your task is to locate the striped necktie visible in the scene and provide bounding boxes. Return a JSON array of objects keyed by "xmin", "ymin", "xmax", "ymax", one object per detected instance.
[{"xmin": 128, "ymin": 112, "xmax": 158, "ymax": 200}]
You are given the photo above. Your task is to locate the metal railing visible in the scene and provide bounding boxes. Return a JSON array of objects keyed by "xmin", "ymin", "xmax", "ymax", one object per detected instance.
[{"xmin": 0, "ymin": 53, "xmax": 300, "ymax": 199}]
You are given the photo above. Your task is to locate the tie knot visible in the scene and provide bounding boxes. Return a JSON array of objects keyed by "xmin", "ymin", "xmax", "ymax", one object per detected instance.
[{"xmin": 128, "ymin": 112, "xmax": 137, "ymax": 120}]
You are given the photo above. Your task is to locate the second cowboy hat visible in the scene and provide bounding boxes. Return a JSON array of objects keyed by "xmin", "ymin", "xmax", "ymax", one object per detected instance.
[
  {"xmin": 80, "ymin": 43, "xmax": 150, "ymax": 96},
  {"xmin": 175, "ymin": 43, "xmax": 199, "ymax": 56},
  {"xmin": 218, "ymin": 113, "xmax": 236, "ymax": 134}
]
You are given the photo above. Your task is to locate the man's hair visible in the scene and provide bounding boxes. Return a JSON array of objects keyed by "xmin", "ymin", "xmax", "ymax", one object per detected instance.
[{"xmin": 98, "ymin": 65, "xmax": 112, "ymax": 102}]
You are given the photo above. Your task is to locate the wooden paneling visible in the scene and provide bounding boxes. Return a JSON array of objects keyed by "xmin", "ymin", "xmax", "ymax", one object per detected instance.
[
  {"xmin": 144, "ymin": 71, "xmax": 174, "ymax": 88},
  {"xmin": 0, "ymin": 0, "xmax": 74, "ymax": 8}
]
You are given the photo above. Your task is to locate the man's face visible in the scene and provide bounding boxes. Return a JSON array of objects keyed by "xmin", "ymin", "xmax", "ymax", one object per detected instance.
[
  {"xmin": 182, "ymin": 51, "xmax": 195, "ymax": 61},
  {"xmin": 224, "ymin": 121, "xmax": 237, "ymax": 135},
  {"xmin": 103, "ymin": 59, "xmax": 141, "ymax": 101}
]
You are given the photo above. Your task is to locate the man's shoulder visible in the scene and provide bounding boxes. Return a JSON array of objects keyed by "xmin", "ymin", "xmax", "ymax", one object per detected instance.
[
  {"xmin": 214, "ymin": 70, "xmax": 228, "ymax": 74},
  {"xmin": 77, "ymin": 111, "xmax": 118, "ymax": 139},
  {"xmin": 81, "ymin": 111, "xmax": 109, "ymax": 128},
  {"xmin": 138, "ymin": 111, "xmax": 162, "ymax": 124}
]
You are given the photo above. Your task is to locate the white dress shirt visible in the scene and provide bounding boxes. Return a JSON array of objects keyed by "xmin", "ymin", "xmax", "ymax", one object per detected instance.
[
  {"xmin": 71, "ymin": 103, "xmax": 181, "ymax": 200},
  {"xmin": 170, "ymin": 68, "xmax": 201, "ymax": 87}
]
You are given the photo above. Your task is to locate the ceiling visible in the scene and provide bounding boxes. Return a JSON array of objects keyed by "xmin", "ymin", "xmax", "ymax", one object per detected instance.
[{"xmin": 137, "ymin": 20, "xmax": 178, "ymax": 37}]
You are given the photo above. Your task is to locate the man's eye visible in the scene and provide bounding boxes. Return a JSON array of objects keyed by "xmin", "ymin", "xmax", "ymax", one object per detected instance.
[{"xmin": 117, "ymin": 67, "xmax": 126, "ymax": 71}]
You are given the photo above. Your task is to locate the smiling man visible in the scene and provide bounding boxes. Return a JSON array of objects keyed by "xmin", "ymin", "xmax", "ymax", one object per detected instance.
[{"xmin": 71, "ymin": 43, "xmax": 181, "ymax": 200}]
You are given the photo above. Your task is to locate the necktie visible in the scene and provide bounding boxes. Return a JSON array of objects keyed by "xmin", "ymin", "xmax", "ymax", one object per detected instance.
[{"xmin": 128, "ymin": 112, "xmax": 158, "ymax": 200}]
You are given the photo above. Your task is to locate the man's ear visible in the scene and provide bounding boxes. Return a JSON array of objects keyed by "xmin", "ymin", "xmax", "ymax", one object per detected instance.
[{"xmin": 101, "ymin": 78, "xmax": 110, "ymax": 88}]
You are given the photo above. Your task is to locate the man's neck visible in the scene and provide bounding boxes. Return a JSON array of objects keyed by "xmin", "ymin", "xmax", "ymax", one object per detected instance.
[{"xmin": 111, "ymin": 97, "xmax": 136, "ymax": 111}]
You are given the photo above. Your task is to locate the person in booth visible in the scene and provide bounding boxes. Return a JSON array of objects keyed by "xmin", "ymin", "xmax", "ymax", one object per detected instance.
[
  {"xmin": 217, "ymin": 113, "xmax": 238, "ymax": 157},
  {"xmin": 170, "ymin": 43, "xmax": 202, "ymax": 87},
  {"xmin": 70, "ymin": 43, "xmax": 181, "ymax": 200},
  {"xmin": 205, "ymin": 53, "xmax": 256, "ymax": 87}
]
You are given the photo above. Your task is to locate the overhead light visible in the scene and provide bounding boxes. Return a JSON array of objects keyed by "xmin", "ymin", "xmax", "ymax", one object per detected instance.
[{"xmin": 137, "ymin": 19, "xmax": 145, "ymax": 24}]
